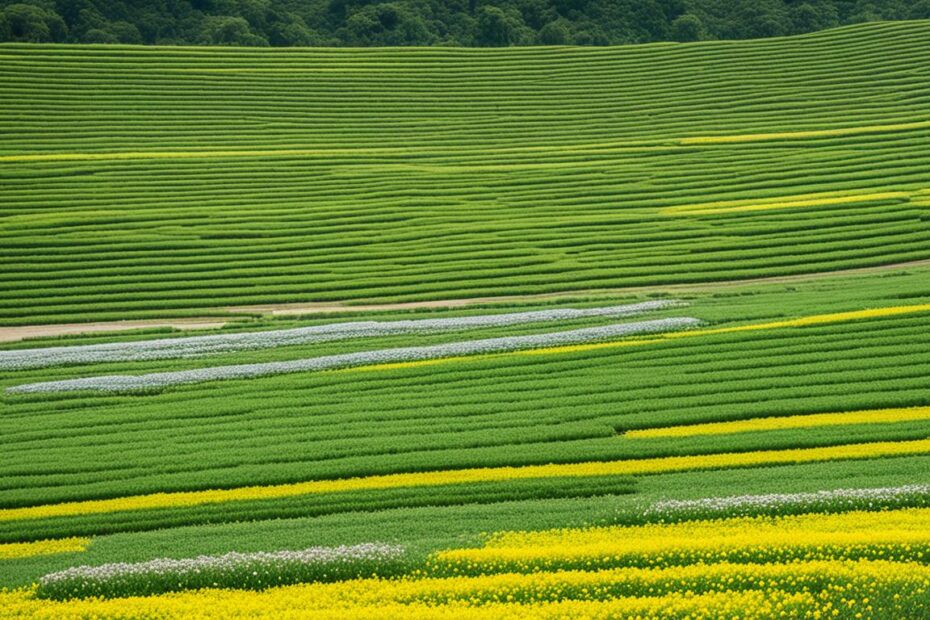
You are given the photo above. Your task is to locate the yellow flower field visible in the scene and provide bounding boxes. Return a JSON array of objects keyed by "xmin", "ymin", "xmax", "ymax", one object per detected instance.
[
  {"xmin": 626, "ymin": 406, "xmax": 930, "ymax": 439},
  {"xmin": 4, "ymin": 558, "xmax": 927, "ymax": 619},
  {"xmin": 0, "ymin": 586, "xmax": 815, "ymax": 620},
  {"xmin": 436, "ymin": 507, "xmax": 930, "ymax": 569},
  {"xmin": 0, "ymin": 537, "xmax": 89, "ymax": 560}
]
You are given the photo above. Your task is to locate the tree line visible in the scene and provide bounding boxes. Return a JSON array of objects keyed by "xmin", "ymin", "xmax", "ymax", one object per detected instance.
[{"xmin": 1, "ymin": 0, "xmax": 928, "ymax": 46}]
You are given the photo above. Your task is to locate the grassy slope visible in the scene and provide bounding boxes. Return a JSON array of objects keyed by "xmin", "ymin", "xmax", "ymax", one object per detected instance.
[
  {"xmin": 2, "ymin": 22, "xmax": 930, "ymax": 593},
  {"xmin": 1, "ymin": 21, "xmax": 930, "ymax": 323}
]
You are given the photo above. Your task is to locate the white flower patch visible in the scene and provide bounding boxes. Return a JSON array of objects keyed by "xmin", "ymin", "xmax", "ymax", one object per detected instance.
[
  {"xmin": 646, "ymin": 484, "xmax": 930, "ymax": 519},
  {"xmin": 39, "ymin": 543, "xmax": 406, "ymax": 587},
  {"xmin": 7, "ymin": 316, "xmax": 701, "ymax": 393},
  {"xmin": 0, "ymin": 300, "xmax": 682, "ymax": 370},
  {"xmin": 37, "ymin": 543, "xmax": 408, "ymax": 599}
]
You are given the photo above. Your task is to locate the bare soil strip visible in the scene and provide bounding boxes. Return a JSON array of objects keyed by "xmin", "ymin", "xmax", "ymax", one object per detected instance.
[
  {"xmin": 4, "ymin": 258, "xmax": 928, "ymax": 343},
  {"xmin": 226, "ymin": 259, "xmax": 930, "ymax": 316},
  {"xmin": 0, "ymin": 319, "xmax": 228, "ymax": 344}
]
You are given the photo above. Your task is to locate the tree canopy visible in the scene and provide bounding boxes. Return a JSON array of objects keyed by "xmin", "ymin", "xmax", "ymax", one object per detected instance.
[{"xmin": 0, "ymin": 0, "xmax": 925, "ymax": 46}]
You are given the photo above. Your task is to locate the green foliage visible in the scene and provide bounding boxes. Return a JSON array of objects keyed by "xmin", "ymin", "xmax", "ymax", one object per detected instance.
[
  {"xmin": 537, "ymin": 19, "xmax": 569, "ymax": 43},
  {"xmin": 201, "ymin": 15, "xmax": 268, "ymax": 45},
  {"xmin": 476, "ymin": 5, "xmax": 530, "ymax": 45},
  {"xmin": 789, "ymin": 3, "xmax": 838, "ymax": 34},
  {"xmin": 910, "ymin": 0, "xmax": 930, "ymax": 19},
  {"xmin": 0, "ymin": 0, "xmax": 923, "ymax": 46},
  {"xmin": 0, "ymin": 2, "xmax": 66, "ymax": 42},
  {"xmin": 670, "ymin": 13, "xmax": 702, "ymax": 41},
  {"xmin": 344, "ymin": 3, "xmax": 433, "ymax": 45}
]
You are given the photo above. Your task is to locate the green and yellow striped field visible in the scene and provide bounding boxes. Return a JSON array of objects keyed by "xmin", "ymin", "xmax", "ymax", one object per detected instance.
[{"xmin": 3, "ymin": 20, "xmax": 930, "ymax": 619}]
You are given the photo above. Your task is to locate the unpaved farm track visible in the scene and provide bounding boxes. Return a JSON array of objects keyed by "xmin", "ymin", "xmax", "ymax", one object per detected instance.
[
  {"xmin": 3, "ymin": 258, "xmax": 928, "ymax": 344},
  {"xmin": 0, "ymin": 319, "xmax": 229, "ymax": 344},
  {"xmin": 226, "ymin": 259, "xmax": 930, "ymax": 316}
]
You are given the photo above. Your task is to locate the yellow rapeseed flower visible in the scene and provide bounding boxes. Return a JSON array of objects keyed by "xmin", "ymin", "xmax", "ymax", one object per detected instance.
[
  {"xmin": 4, "ymin": 560, "xmax": 926, "ymax": 619},
  {"xmin": 0, "ymin": 564, "xmax": 880, "ymax": 619},
  {"xmin": 5, "ymin": 437, "xmax": 930, "ymax": 523},
  {"xmin": 0, "ymin": 537, "xmax": 89, "ymax": 560},
  {"xmin": 436, "ymin": 507, "xmax": 930, "ymax": 568},
  {"xmin": 626, "ymin": 406, "xmax": 930, "ymax": 439}
]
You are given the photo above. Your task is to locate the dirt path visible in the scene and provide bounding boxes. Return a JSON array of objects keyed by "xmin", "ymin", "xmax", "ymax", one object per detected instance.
[
  {"xmin": 3, "ymin": 258, "xmax": 928, "ymax": 343},
  {"xmin": 226, "ymin": 258, "xmax": 930, "ymax": 316},
  {"xmin": 0, "ymin": 319, "xmax": 229, "ymax": 344}
]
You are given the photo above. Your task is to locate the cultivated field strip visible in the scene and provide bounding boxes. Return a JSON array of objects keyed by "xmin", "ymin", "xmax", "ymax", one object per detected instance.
[
  {"xmin": 37, "ymin": 543, "xmax": 408, "ymax": 600},
  {"xmin": 643, "ymin": 484, "xmax": 930, "ymax": 521},
  {"xmin": 2, "ymin": 22, "xmax": 930, "ymax": 323},
  {"xmin": 626, "ymin": 406, "xmax": 930, "ymax": 438},
  {"xmin": 10, "ymin": 506, "xmax": 930, "ymax": 617},
  {"xmin": 6, "ymin": 317, "xmax": 699, "ymax": 393},
  {"xmin": 5, "ymin": 438, "xmax": 930, "ymax": 530},
  {"xmin": 1, "ymin": 303, "xmax": 928, "ymax": 531},
  {"xmin": 0, "ymin": 537, "xmax": 89, "ymax": 560},
  {"xmin": 0, "ymin": 300, "xmax": 677, "ymax": 370},
  {"xmin": 432, "ymin": 507, "xmax": 930, "ymax": 575}
]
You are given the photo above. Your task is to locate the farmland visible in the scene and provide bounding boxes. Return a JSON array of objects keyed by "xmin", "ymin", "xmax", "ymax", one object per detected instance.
[
  {"xmin": 3, "ymin": 20, "xmax": 930, "ymax": 619},
  {"xmin": 3, "ymin": 21, "xmax": 930, "ymax": 325}
]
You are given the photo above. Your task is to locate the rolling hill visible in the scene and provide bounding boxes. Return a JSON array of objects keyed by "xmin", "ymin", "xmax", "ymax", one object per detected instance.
[{"xmin": 2, "ymin": 21, "xmax": 930, "ymax": 619}]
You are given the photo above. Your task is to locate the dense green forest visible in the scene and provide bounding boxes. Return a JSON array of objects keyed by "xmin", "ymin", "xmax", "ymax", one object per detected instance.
[{"xmin": 1, "ymin": 0, "xmax": 927, "ymax": 46}]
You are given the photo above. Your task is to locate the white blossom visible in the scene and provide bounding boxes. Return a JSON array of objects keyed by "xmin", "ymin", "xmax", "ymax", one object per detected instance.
[
  {"xmin": 37, "ymin": 543, "xmax": 408, "ymax": 599},
  {"xmin": 645, "ymin": 484, "xmax": 930, "ymax": 519},
  {"xmin": 0, "ymin": 300, "xmax": 682, "ymax": 370},
  {"xmin": 8, "ymin": 317, "xmax": 700, "ymax": 393},
  {"xmin": 39, "ymin": 543, "xmax": 406, "ymax": 587}
]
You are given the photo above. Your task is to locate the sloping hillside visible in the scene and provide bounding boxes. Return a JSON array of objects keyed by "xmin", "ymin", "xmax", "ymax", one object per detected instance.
[
  {"xmin": 2, "ymin": 21, "xmax": 929, "ymax": 325},
  {"xmin": 3, "ymin": 22, "xmax": 930, "ymax": 619}
]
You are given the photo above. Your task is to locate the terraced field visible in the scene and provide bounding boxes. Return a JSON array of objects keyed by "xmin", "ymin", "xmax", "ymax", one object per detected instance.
[
  {"xmin": 2, "ymin": 21, "xmax": 930, "ymax": 325},
  {"xmin": 3, "ymin": 20, "xmax": 930, "ymax": 620}
]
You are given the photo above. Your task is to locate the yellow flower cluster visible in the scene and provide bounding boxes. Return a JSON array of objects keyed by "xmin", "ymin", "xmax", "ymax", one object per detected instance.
[
  {"xmin": 660, "ymin": 191, "xmax": 908, "ymax": 216},
  {"xmin": 627, "ymin": 406, "xmax": 930, "ymax": 439},
  {"xmin": 3, "ymin": 559, "xmax": 925, "ymax": 619},
  {"xmin": 435, "ymin": 507, "xmax": 930, "ymax": 570},
  {"xmin": 0, "ymin": 537, "xmax": 89, "ymax": 560},
  {"xmin": 5, "ymin": 437, "xmax": 930, "ymax": 524},
  {"xmin": 10, "ymin": 508, "xmax": 930, "ymax": 617}
]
